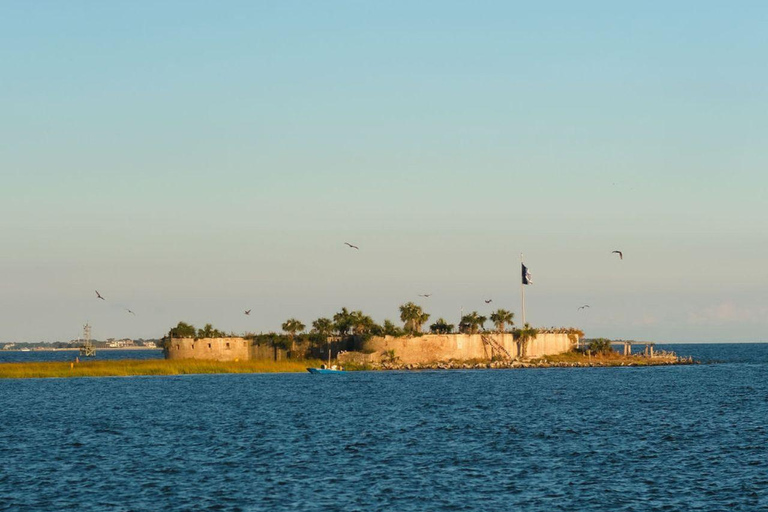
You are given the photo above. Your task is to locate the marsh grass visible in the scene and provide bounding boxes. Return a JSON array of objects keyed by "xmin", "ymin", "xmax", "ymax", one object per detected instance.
[{"xmin": 0, "ymin": 358, "xmax": 324, "ymax": 379}]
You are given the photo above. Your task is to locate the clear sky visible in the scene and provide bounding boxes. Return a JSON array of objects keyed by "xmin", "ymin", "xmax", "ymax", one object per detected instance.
[{"xmin": 1, "ymin": 1, "xmax": 767, "ymax": 343}]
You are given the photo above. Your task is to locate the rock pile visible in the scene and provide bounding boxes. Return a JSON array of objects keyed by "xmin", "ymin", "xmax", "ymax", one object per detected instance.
[{"xmin": 373, "ymin": 356, "xmax": 695, "ymax": 371}]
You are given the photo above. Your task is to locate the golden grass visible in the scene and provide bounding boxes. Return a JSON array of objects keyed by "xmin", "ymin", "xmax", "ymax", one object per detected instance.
[{"xmin": 0, "ymin": 358, "xmax": 324, "ymax": 379}]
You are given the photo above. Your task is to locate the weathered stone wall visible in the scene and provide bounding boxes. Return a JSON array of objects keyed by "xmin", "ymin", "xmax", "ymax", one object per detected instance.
[
  {"xmin": 525, "ymin": 333, "xmax": 574, "ymax": 357},
  {"xmin": 165, "ymin": 337, "xmax": 250, "ymax": 361},
  {"xmin": 339, "ymin": 333, "xmax": 575, "ymax": 365},
  {"xmin": 165, "ymin": 333, "xmax": 577, "ymax": 364},
  {"xmin": 250, "ymin": 343, "xmax": 288, "ymax": 361}
]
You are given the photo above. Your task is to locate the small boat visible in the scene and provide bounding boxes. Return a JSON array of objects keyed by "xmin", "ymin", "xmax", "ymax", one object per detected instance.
[
  {"xmin": 308, "ymin": 343, "xmax": 345, "ymax": 374},
  {"xmin": 307, "ymin": 364, "xmax": 344, "ymax": 374}
]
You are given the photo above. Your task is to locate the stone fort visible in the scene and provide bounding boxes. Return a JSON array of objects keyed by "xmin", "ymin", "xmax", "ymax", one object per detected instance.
[{"xmin": 164, "ymin": 332, "xmax": 576, "ymax": 364}]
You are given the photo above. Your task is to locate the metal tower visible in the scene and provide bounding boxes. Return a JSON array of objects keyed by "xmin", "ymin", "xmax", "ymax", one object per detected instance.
[{"xmin": 79, "ymin": 323, "xmax": 96, "ymax": 357}]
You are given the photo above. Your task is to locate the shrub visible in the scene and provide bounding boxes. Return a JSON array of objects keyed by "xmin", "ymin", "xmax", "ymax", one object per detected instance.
[{"xmin": 587, "ymin": 338, "xmax": 614, "ymax": 354}]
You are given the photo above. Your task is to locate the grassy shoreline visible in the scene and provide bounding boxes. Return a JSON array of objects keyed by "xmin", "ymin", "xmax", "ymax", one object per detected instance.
[
  {"xmin": 0, "ymin": 359, "xmax": 324, "ymax": 379},
  {"xmin": 0, "ymin": 352, "xmax": 695, "ymax": 379}
]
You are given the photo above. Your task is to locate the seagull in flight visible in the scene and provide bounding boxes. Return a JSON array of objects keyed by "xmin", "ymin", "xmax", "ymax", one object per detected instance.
[
  {"xmin": 418, "ymin": 294, "xmax": 432, "ymax": 298},
  {"xmin": 344, "ymin": 242, "xmax": 359, "ymax": 250},
  {"xmin": 578, "ymin": 305, "xmax": 590, "ymax": 311},
  {"xmin": 244, "ymin": 309, "xmax": 251, "ymax": 316},
  {"xmin": 126, "ymin": 309, "xmax": 136, "ymax": 315},
  {"xmin": 484, "ymin": 299, "xmax": 493, "ymax": 304},
  {"xmin": 95, "ymin": 290, "xmax": 105, "ymax": 300},
  {"xmin": 612, "ymin": 250, "xmax": 623, "ymax": 260}
]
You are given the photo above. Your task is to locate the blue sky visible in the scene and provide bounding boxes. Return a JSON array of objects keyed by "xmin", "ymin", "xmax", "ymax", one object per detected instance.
[{"xmin": 1, "ymin": 1, "xmax": 767, "ymax": 342}]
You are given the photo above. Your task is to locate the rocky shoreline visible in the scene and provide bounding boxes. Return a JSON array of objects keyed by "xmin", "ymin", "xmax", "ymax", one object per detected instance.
[{"xmin": 367, "ymin": 356, "xmax": 697, "ymax": 371}]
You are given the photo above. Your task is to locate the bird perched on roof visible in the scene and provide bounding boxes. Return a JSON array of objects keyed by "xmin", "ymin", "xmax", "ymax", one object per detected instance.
[
  {"xmin": 578, "ymin": 305, "xmax": 590, "ymax": 311},
  {"xmin": 612, "ymin": 250, "xmax": 623, "ymax": 260},
  {"xmin": 95, "ymin": 290, "xmax": 105, "ymax": 300},
  {"xmin": 344, "ymin": 242, "xmax": 359, "ymax": 250},
  {"xmin": 244, "ymin": 309, "xmax": 251, "ymax": 316}
]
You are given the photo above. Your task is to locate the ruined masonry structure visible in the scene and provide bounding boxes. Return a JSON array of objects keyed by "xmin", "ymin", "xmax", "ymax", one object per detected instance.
[
  {"xmin": 339, "ymin": 333, "xmax": 574, "ymax": 365},
  {"xmin": 165, "ymin": 333, "xmax": 576, "ymax": 364},
  {"xmin": 165, "ymin": 337, "xmax": 287, "ymax": 361}
]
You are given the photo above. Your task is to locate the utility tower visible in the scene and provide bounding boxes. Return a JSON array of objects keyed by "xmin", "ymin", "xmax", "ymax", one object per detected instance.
[{"xmin": 79, "ymin": 323, "xmax": 96, "ymax": 357}]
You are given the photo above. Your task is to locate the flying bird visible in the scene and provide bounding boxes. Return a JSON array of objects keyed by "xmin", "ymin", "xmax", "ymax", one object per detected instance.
[
  {"xmin": 126, "ymin": 309, "xmax": 136, "ymax": 315},
  {"xmin": 612, "ymin": 250, "xmax": 623, "ymax": 260},
  {"xmin": 95, "ymin": 290, "xmax": 105, "ymax": 300},
  {"xmin": 484, "ymin": 299, "xmax": 493, "ymax": 304},
  {"xmin": 344, "ymin": 242, "xmax": 359, "ymax": 250},
  {"xmin": 578, "ymin": 305, "xmax": 590, "ymax": 311},
  {"xmin": 418, "ymin": 294, "xmax": 432, "ymax": 298},
  {"xmin": 244, "ymin": 309, "xmax": 251, "ymax": 316}
]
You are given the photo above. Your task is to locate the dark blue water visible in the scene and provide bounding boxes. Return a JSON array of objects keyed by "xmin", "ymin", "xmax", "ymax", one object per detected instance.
[
  {"xmin": 1, "ymin": 344, "xmax": 766, "ymax": 511},
  {"xmin": 0, "ymin": 349, "xmax": 163, "ymax": 363}
]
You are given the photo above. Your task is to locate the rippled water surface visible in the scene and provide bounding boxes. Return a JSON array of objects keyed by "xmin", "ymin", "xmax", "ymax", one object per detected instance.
[
  {"xmin": 0, "ymin": 349, "xmax": 162, "ymax": 363},
  {"xmin": 1, "ymin": 344, "xmax": 767, "ymax": 511}
]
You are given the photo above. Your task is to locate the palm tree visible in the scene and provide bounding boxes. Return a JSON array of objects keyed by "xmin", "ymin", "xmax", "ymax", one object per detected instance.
[
  {"xmin": 311, "ymin": 317, "xmax": 334, "ymax": 339},
  {"xmin": 198, "ymin": 323, "xmax": 215, "ymax": 338},
  {"xmin": 515, "ymin": 323, "xmax": 539, "ymax": 358},
  {"xmin": 399, "ymin": 302, "xmax": 430, "ymax": 334},
  {"xmin": 489, "ymin": 309, "xmax": 514, "ymax": 333},
  {"xmin": 281, "ymin": 318, "xmax": 306, "ymax": 353},
  {"xmin": 333, "ymin": 307, "xmax": 353, "ymax": 339},
  {"xmin": 382, "ymin": 320, "xmax": 403, "ymax": 337},
  {"xmin": 429, "ymin": 318, "xmax": 454, "ymax": 334},
  {"xmin": 459, "ymin": 312, "xmax": 486, "ymax": 334},
  {"xmin": 311, "ymin": 317, "xmax": 334, "ymax": 363},
  {"xmin": 349, "ymin": 310, "xmax": 375, "ymax": 336}
]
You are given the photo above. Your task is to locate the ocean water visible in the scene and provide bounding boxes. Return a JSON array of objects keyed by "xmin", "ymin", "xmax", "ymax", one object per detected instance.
[
  {"xmin": 1, "ymin": 344, "xmax": 766, "ymax": 511},
  {"xmin": 0, "ymin": 349, "xmax": 163, "ymax": 364}
]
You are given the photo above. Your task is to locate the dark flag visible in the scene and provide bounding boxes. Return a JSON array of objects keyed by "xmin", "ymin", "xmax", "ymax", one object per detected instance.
[{"xmin": 522, "ymin": 263, "xmax": 532, "ymax": 285}]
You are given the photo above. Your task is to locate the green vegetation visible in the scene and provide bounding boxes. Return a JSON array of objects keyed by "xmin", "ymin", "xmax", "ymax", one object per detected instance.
[
  {"xmin": 311, "ymin": 317, "xmax": 333, "ymax": 343},
  {"xmin": 382, "ymin": 349, "xmax": 399, "ymax": 364},
  {"xmin": 513, "ymin": 323, "xmax": 539, "ymax": 357},
  {"xmin": 169, "ymin": 321, "xmax": 196, "ymax": 338},
  {"xmin": 429, "ymin": 318, "xmax": 454, "ymax": 334},
  {"xmin": 382, "ymin": 320, "xmax": 404, "ymax": 337},
  {"xmin": 489, "ymin": 309, "xmax": 514, "ymax": 333},
  {"xmin": 459, "ymin": 311, "xmax": 487, "ymax": 334},
  {"xmin": 281, "ymin": 318, "xmax": 306, "ymax": 353},
  {"xmin": 159, "ymin": 303, "xmax": 571, "ymax": 362},
  {"xmin": 399, "ymin": 302, "xmax": 430, "ymax": 334},
  {"xmin": 333, "ymin": 308, "xmax": 354, "ymax": 338},
  {"xmin": 0, "ymin": 358, "xmax": 324, "ymax": 379},
  {"xmin": 197, "ymin": 323, "xmax": 227, "ymax": 338},
  {"xmin": 586, "ymin": 338, "xmax": 614, "ymax": 355}
]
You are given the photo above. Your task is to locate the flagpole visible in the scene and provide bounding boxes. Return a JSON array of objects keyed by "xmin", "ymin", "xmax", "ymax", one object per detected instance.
[{"xmin": 520, "ymin": 253, "xmax": 526, "ymax": 326}]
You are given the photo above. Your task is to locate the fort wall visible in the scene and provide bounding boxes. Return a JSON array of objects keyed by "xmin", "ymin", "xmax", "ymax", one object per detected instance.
[
  {"xmin": 339, "ymin": 333, "xmax": 576, "ymax": 365},
  {"xmin": 165, "ymin": 333, "xmax": 577, "ymax": 364},
  {"xmin": 165, "ymin": 337, "xmax": 290, "ymax": 361},
  {"xmin": 165, "ymin": 337, "xmax": 250, "ymax": 361}
]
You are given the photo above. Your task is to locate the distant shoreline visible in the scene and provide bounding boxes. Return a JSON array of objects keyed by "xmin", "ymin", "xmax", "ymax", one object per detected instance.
[{"xmin": 1, "ymin": 347, "xmax": 160, "ymax": 352}]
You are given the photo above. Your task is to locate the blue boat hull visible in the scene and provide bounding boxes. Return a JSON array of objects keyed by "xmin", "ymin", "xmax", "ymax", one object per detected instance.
[{"xmin": 307, "ymin": 368, "xmax": 344, "ymax": 374}]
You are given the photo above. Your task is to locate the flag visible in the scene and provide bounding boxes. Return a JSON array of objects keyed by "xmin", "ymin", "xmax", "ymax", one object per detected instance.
[{"xmin": 522, "ymin": 263, "xmax": 532, "ymax": 285}]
